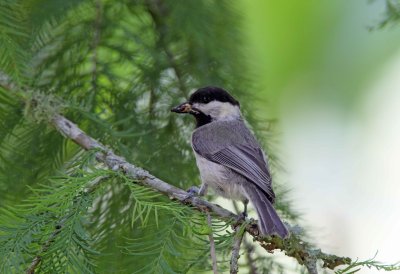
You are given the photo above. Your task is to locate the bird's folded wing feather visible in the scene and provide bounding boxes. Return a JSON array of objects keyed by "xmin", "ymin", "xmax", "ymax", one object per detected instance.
[{"xmin": 193, "ymin": 144, "xmax": 275, "ymax": 203}]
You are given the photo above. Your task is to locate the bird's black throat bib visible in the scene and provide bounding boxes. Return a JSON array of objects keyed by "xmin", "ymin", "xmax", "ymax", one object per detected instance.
[{"xmin": 192, "ymin": 111, "xmax": 212, "ymax": 128}]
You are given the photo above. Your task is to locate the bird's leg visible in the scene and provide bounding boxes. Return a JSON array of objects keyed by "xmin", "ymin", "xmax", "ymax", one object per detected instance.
[
  {"xmin": 242, "ymin": 199, "xmax": 248, "ymax": 218},
  {"xmin": 236, "ymin": 199, "xmax": 248, "ymax": 221},
  {"xmin": 232, "ymin": 199, "xmax": 249, "ymax": 229},
  {"xmin": 198, "ymin": 182, "xmax": 208, "ymax": 196}
]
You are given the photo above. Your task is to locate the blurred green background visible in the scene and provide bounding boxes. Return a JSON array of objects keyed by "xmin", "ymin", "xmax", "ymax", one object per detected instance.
[
  {"xmin": 241, "ymin": 0, "xmax": 400, "ymax": 116},
  {"xmin": 239, "ymin": 0, "xmax": 400, "ymax": 271}
]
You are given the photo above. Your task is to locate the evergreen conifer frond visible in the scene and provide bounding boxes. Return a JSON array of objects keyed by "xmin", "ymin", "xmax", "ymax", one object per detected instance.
[
  {"xmin": 0, "ymin": 158, "xmax": 107, "ymax": 273},
  {"xmin": 121, "ymin": 208, "xmax": 236, "ymax": 274},
  {"xmin": 0, "ymin": 121, "xmax": 70, "ymax": 205},
  {"xmin": 123, "ymin": 217, "xmax": 196, "ymax": 274},
  {"xmin": 37, "ymin": 191, "xmax": 98, "ymax": 274},
  {"xmin": 0, "ymin": 0, "xmax": 28, "ymax": 82},
  {"xmin": 89, "ymin": 171, "xmax": 234, "ymax": 273},
  {"xmin": 0, "ymin": 87, "xmax": 22, "ymax": 146},
  {"xmin": 0, "ymin": 206, "xmax": 44, "ymax": 273},
  {"xmin": 335, "ymin": 254, "xmax": 400, "ymax": 274}
]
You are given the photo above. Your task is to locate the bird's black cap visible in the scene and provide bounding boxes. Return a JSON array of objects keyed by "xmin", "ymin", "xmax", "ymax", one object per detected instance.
[{"xmin": 189, "ymin": 86, "xmax": 239, "ymax": 106}]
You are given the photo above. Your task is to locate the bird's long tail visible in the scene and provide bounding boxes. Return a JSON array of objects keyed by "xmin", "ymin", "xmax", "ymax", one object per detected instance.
[{"xmin": 245, "ymin": 184, "xmax": 289, "ymax": 238}]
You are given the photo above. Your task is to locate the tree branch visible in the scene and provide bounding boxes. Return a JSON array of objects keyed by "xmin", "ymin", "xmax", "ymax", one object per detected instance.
[{"xmin": 0, "ymin": 70, "xmax": 352, "ymax": 274}]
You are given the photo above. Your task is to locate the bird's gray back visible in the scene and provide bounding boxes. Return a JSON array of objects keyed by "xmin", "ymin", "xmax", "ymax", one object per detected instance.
[{"xmin": 192, "ymin": 119, "xmax": 260, "ymax": 154}]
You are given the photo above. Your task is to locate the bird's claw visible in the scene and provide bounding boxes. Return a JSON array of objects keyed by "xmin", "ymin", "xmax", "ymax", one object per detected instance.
[
  {"xmin": 184, "ymin": 186, "xmax": 200, "ymax": 202},
  {"xmin": 235, "ymin": 211, "xmax": 247, "ymax": 223},
  {"xmin": 232, "ymin": 211, "xmax": 248, "ymax": 230},
  {"xmin": 187, "ymin": 186, "xmax": 200, "ymax": 197}
]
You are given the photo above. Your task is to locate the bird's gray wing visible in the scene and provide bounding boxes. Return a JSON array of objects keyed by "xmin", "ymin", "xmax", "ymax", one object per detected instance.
[
  {"xmin": 192, "ymin": 119, "xmax": 275, "ymax": 202},
  {"xmin": 208, "ymin": 145, "xmax": 275, "ymax": 202},
  {"xmin": 193, "ymin": 144, "xmax": 275, "ymax": 203}
]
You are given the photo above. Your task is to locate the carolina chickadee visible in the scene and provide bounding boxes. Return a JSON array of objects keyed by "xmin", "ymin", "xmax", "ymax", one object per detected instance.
[{"xmin": 171, "ymin": 87, "xmax": 288, "ymax": 238}]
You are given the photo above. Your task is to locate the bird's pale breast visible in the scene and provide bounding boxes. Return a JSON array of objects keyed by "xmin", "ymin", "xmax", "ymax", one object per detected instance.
[{"xmin": 194, "ymin": 153, "xmax": 247, "ymax": 201}]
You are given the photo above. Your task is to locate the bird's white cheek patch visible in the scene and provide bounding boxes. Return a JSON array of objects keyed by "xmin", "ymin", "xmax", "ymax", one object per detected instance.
[
  {"xmin": 218, "ymin": 103, "xmax": 240, "ymax": 119},
  {"xmin": 193, "ymin": 101, "xmax": 240, "ymax": 120}
]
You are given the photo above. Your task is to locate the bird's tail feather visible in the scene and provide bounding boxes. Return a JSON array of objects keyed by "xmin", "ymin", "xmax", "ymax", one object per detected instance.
[{"xmin": 245, "ymin": 184, "xmax": 288, "ymax": 238}]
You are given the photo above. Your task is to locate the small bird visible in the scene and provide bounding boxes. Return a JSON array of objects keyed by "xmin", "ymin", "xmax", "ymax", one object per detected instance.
[{"xmin": 171, "ymin": 86, "xmax": 288, "ymax": 238}]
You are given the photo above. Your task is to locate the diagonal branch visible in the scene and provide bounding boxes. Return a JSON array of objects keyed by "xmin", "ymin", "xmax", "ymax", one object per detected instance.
[{"xmin": 0, "ymin": 70, "xmax": 352, "ymax": 274}]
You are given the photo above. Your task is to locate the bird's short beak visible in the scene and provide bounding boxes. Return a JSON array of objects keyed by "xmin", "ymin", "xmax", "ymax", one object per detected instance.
[{"xmin": 171, "ymin": 102, "xmax": 192, "ymax": 114}]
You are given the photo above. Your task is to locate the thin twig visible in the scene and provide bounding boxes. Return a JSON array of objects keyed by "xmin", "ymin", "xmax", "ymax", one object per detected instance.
[
  {"xmin": 232, "ymin": 201, "xmax": 258, "ymax": 274},
  {"xmin": 305, "ymin": 259, "xmax": 318, "ymax": 274},
  {"xmin": 207, "ymin": 213, "xmax": 218, "ymax": 274},
  {"xmin": 230, "ymin": 224, "xmax": 245, "ymax": 274}
]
